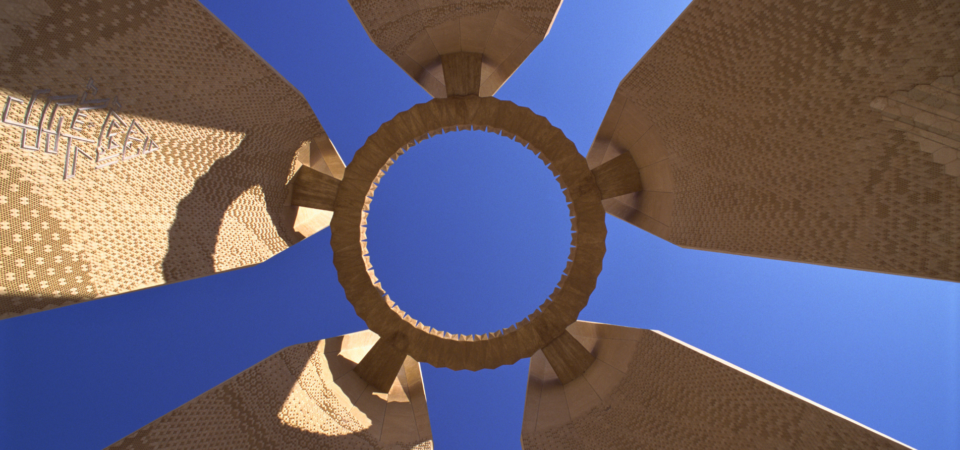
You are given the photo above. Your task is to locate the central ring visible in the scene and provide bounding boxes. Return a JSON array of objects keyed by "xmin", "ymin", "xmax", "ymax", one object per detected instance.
[{"xmin": 330, "ymin": 97, "xmax": 606, "ymax": 371}]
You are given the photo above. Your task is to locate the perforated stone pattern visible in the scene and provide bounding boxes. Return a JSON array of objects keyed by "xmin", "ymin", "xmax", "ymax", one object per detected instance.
[
  {"xmin": 107, "ymin": 333, "xmax": 433, "ymax": 450},
  {"xmin": 0, "ymin": 0, "xmax": 324, "ymax": 318},
  {"xmin": 522, "ymin": 325, "xmax": 909, "ymax": 450},
  {"xmin": 610, "ymin": 0, "xmax": 960, "ymax": 280}
]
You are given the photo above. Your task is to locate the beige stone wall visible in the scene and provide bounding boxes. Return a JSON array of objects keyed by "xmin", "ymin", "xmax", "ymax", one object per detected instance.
[
  {"xmin": 0, "ymin": 0, "xmax": 332, "ymax": 318},
  {"xmin": 108, "ymin": 330, "xmax": 433, "ymax": 450},
  {"xmin": 587, "ymin": 0, "xmax": 960, "ymax": 281},
  {"xmin": 522, "ymin": 321, "xmax": 910, "ymax": 449}
]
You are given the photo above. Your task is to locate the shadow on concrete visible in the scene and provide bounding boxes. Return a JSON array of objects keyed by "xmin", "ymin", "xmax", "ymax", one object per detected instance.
[
  {"xmin": 159, "ymin": 134, "xmax": 302, "ymax": 284},
  {"xmin": 104, "ymin": 337, "xmax": 429, "ymax": 449},
  {"xmin": 0, "ymin": 294, "xmax": 89, "ymax": 320},
  {"xmin": 2, "ymin": 0, "xmax": 319, "ymax": 289}
]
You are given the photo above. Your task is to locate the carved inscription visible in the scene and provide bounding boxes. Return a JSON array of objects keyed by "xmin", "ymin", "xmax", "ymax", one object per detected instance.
[{"xmin": 1, "ymin": 80, "xmax": 159, "ymax": 179}]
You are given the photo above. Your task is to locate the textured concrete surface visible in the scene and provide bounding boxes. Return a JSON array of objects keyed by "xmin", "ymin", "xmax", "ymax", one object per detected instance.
[
  {"xmin": 331, "ymin": 96, "xmax": 607, "ymax": 372},
  {"xmin": 0, "ymin": 0, "xmax": 341, "ymax": 318},
  {"xmin": 522, "ymin": 321, "xmax": 911, "ymax": 449},
  {"xmin": 348, "ymin": 0, "xmax": 562, "ymax": 97},
  {"xmin": 5, "ymin": 0, "xmax": 956, "ymax": 445},
  {"xmin": 108, "ymin": 330, "xmax": 433, "ymax": 450},
  {"xmin": 587, "ymin": 0, "xmax": 960, "ymax": 282}
]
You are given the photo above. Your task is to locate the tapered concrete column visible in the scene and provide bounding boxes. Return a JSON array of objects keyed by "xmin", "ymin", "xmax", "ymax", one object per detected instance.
[
  {"xmin": 586, "ymin": 0, "xmax": 960, "ymax": 282},
  {"xmin": 522, "ymin": 321, "xmax": 910, "ymax": 449},
  {"xmin": 108, "ymin": 330, "xmax": 433, "ymax": 449}
]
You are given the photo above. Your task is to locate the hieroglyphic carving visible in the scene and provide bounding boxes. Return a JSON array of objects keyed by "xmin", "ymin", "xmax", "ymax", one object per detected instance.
[
  {"xmin": 1, "ymin": 80, "xmax": 159, "ymax": 180},
  {"xmin": 0, "ymin": 0, "xmax": 330, "ymax": 319}
]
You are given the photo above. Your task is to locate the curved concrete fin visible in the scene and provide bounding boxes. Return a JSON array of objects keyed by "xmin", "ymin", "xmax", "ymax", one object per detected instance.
[
  {"xmin": 586, "ymin": 0, "xmax": 960, "ymax": 282},
  {"xmin": 522, "ymin": 321, "xmax": 912, "ymax": 449},
  {"xmin": 107, "ymin": 330, "xmax": 433, "ymax": 449},
  {"xmin": 0, "ymin": 0, "xmax": 345, "ymax": 319}
]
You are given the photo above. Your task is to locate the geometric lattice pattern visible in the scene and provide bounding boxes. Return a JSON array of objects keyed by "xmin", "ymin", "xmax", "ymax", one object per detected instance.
[
  {"xmin": 588, "ymin": 0, "xmax": 960, "ymax": 281},
  {"xmin": 0, "ymin": 0, "xmax": 328, "ymax": 318},
  {"xmin": 2, "ymin": 0, "xmax": 954, "ymax": 448},
  {"xmin": 522, "ymin": 322, "xmax": 910, "ymax": 449},
  {"xmin": 107, "ymin": 330, "xmax": 433, "ymax": 450}
]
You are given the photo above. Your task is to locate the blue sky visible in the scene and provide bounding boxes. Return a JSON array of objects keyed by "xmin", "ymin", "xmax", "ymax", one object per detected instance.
[{"xmin": 1, "ymin": 1, "xmax": 958, "ymax": 449}]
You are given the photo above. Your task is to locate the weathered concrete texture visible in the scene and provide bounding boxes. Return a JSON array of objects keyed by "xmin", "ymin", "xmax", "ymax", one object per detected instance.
[
  {"xmin": 0, "ymin": 0, "xmax": 342, "ymax": 318},
  {"xmin": 108, "ymin": 330, "xmax": 433, "ymax": 450},
  {"xmin": 348, "ymin": 0, "xmax": 562, "ymax": 97},
  {"xmin": 522, "ymin": 321, "xmax": 911, "ymax": 449},
  {"xmin": 587, "ymin": 0, "xmax": 960, "ymax": 282}
]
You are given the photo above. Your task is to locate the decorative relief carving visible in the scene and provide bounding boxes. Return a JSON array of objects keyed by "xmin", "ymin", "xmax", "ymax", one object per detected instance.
[{"xmin": 1, "ymin": 80, "xmax": 160, "ymax": 180}]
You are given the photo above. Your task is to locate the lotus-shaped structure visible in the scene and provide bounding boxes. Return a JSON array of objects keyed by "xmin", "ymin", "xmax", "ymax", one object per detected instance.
[{"xmin": 1, "ymin": 0, "xmax": 957, "ymax": 448}]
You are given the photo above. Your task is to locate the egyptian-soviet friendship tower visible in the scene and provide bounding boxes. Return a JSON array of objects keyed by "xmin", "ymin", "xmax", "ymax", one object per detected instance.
[{"xmin": 1, "ymin": 0, "xmax": 957, "ymax": 448}]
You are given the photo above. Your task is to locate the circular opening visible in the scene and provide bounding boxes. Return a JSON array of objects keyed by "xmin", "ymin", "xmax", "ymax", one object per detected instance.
[{"xmin": 364, "ymin": 130, "xmax": 572, "ymax": 336}]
